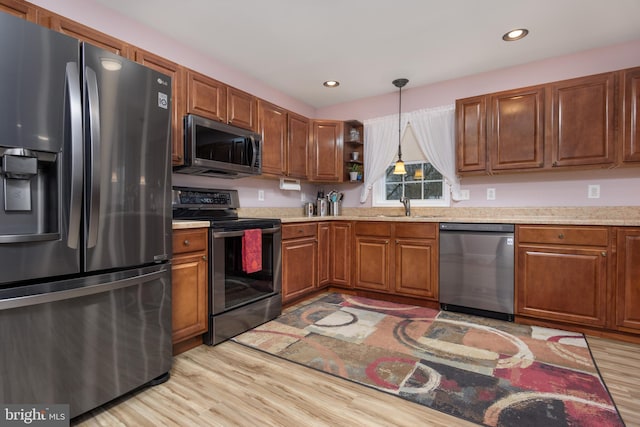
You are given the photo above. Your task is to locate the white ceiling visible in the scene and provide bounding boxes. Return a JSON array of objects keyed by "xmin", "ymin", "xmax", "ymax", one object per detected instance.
[{"xmin": 94, "ymin": 0, "xmax": 640, "ymax": 109}]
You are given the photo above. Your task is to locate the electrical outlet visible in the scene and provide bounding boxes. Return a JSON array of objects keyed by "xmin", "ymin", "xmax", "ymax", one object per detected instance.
[
  {"xmin": 301, "ymin": 192, "xmax": 306, "ymax": 202},
  {"xmin": 588, "ymin": 184, "xmax": 600, "ymax": 199},
  {"xmin": 487, "ymin": 188, "xmax": 496, "ymax": 200},
  {"xmin": 258, "ymin": 190, "xmax": 265, "ymax": 201},
  {"xmin": 459, "ymin": 189, "xmax": 470, "ymax": 200}
]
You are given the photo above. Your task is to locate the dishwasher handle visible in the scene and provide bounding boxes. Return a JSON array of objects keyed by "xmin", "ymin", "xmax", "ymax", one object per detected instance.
[{"xmin": 439, "ymin": 223, "xmax": 514, "ymax": 233}]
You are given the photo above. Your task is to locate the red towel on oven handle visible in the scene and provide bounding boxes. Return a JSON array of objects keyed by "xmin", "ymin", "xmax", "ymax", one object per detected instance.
[{"xmin": 242, "ymin": 228, "xmax": 262, "ymax": 274}]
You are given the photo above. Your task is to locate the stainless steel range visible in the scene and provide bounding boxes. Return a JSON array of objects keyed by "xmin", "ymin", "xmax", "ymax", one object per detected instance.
[{"xmin": 172, "ymin": 186, "xmax": 282, "ymax": 345}]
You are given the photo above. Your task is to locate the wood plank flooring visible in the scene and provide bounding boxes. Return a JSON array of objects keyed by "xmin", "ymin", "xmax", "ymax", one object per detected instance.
[{"xmin": 73, "ymin": 335, "xmax": 640, "ymax": 426}]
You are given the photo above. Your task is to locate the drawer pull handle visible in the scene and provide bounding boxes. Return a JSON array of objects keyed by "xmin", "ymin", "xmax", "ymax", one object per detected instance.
[
  {"xmin": 601, "ymin": 251, "xmax": 607, "ymax": 257},
  {"xmin": 183, "ymin": 239, "xmax": 190, "ymax": 246},
  {"xmin": 558, "ymin": 233, "xmax": 565, "ymax": 239}
]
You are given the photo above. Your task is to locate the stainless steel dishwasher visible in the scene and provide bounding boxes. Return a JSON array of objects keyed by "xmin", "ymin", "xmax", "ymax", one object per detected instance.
[{"xmin": 439, "ymin": 223, "xmax": 515, "ymax": 321}]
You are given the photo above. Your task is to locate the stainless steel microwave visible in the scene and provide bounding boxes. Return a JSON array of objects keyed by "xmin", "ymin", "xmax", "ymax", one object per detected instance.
[{"xmin": 174, "ymin": 114, "xmax": 262, "ymax": 178}]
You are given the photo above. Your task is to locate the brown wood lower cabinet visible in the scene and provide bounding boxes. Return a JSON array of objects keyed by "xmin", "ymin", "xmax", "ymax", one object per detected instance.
[
  {"xmin": 282, "ymin": 223, "xmax": 318, "ymax": 304},
  {"xmin": 355, "ymin": 222, "xmax": 438, "ymax": 301},
  {"xmin": 615, "ymin": 228, "xmax": 640, "ymax": 332},
  {"xmin": 171, "ymin": 228, "xmax": 209, "ymax": 349},
  {"xmin": 516, "ymin": 225, "xmax": 609, "ymax": 327},
  {"xmin": 330, "ymin": 222, "xmax": 352, "ymax": 287}
]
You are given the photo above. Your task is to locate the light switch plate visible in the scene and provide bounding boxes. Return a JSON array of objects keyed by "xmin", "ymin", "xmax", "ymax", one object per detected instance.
[
  {"xmin": 258, "ymin": 190, "xmax": 265, "ymax": 201},
  {"xmin": 588, "ymin": 184, "xmax": 600, "ymax": 199},
  {"xmin": 458, "ymin": 189, "xmax": 470, "ymax": 200}
]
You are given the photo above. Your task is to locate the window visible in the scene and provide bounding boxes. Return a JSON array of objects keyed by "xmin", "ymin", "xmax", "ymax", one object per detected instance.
[{"xmin": 373, "ymin": 160, "xmax": 449, "ymax": 207}]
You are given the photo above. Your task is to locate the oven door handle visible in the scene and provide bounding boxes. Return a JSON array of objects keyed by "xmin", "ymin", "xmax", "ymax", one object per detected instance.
[{"xmin": 212, "ymin": 227, "xmax": 280, "ymax": 239}]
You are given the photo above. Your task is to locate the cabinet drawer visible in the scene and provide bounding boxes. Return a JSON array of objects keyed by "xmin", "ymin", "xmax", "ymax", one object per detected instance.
[
  {"xmin": 354, "ymin": 222, "xmax": 392, "ymax": 237},
  {"xmin": 173, "ymin": 229, "xmax": 208, "ymax": 255},
  {"xmin": 517, "ymin": 225, "xmax": 608, "ymax": 246},
  {"xmin": 396, "ymin": 223, "xmax": 437, "ymax": 239},
  {"xmin": 282, "ymin": 223, "xmax": 317, "ymax": 240}
]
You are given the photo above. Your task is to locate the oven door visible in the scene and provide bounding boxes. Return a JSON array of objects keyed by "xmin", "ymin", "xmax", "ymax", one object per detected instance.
[{"xmin": 210, "ymin": 225, "xmax": 281, "ymax": 314}]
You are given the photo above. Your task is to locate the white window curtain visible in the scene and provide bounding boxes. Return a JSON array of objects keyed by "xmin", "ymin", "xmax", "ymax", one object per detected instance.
[
  {"xmin": 407, "ymin": 105, "xmax": 462, "ymax": 200},
  {"xmin": 360, "ymin": 114, "xmax": 409, "ymax": 203}
]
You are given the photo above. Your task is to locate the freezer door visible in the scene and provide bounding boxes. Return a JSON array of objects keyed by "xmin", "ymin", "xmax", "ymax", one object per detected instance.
[
  {"xmin": 0, "ymin": 13, "xmax": 82, "ymax": 285},
  {"xmin": 0, "ymin": 264, "xmax": 172, "ymax": 418},
  {"xmin": 82, "ymin": 44, "xmax": 172, "ymax": 272}
]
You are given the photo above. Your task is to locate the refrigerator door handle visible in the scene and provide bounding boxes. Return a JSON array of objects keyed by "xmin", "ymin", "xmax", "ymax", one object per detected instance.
[
  {"xmin": 85, "ymin": 66, "xmax": 101, "ymax": 248},
  {"xmin": 0, "ymin": 268, "xmax": 168, "ymax": 311},
  {"xmin": 66, "ymin": 62, "xmax": 83, "ymax": 249}
]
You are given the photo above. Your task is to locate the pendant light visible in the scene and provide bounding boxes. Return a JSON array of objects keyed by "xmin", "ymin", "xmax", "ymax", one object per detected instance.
[{"xmin": 392, "ymin": 78, "xmax": 409, "ymax": 175}]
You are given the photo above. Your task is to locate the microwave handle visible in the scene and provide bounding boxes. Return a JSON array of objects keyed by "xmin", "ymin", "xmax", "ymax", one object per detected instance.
[{"xmin": 250, "ymin": 136, "xmax": 258, "ymax": 169}]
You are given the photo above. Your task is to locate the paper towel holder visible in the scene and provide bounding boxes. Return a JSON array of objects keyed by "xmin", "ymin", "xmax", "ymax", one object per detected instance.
[{"xmin": 279, "ymin": 178, "xmax": 301, "ymax": 191}]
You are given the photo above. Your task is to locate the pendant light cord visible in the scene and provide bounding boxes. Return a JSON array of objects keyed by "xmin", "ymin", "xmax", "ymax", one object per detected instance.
[{"xmin": 392, "ymin": 78, "xmax": 408, "ymax": 162}]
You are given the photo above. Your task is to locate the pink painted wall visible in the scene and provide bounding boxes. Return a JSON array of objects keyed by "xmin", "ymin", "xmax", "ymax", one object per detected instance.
[
  {"xmin": 320, "ymin": 39, "xmax": 640, "ymax": 208},
  {"xmin": 25, "ymin": 0, "xmax": 640, "ymax": 208},
  {"xmin": 28, "ymin": 0, "xmax": 315, "ymax": 117}
]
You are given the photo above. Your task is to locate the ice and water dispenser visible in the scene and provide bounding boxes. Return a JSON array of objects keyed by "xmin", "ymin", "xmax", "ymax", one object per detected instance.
[{"xmin": 0, "ymin": 145, "xmax": 59, "ymax": 241}]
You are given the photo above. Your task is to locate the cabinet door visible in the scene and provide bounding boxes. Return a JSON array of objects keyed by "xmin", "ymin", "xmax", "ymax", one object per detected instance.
[
  {"xmin": 615, "ymin": 229, "xmax": 640, "ymax": 332},
  {"xmin": 317, "ymin": 222, "xmax": 331, "ymax": 287},
  {"xmin": 549, "ymin": 73, "xmax": 615, "ymax": 167},
  {"xmin": 489, "ymin": 87, "xmax": 544, "ymax": 171},
  {"xmin": 456, "ymin": 96, "xmax": 487, "ymax": 174},
  {"xmin": 287, "ymin": 112, "xmax": 310, "ymax": 179},
  {"xmin": 331, "ymin": 222, "xmax": 352, "ymax": 287},
  {"xmin": 44, "ymin": 13, "xmax": 132, "ymax": 58},
  {"xmin": 171, "ymin": 252, "xmax": 208, "ymax": 343},
  {"xmin": 186, "ymin": 69, "xmax": 227, "ymax": 122},
  {"xmin": 517, "ymin": 245, "xmax": 608, "ymax": 327},
  {"xmin": 258, "ymin": 100, "xmax": 287, "ymax": 176},
  {"xmin": 311, "ymin": 120, "xmax": 343, "ymax": 182},
  {"xmin": 394, "ymin": 238, "xmax": 438, "ymax": 299},
  {"xmin": 135, "ymin": 49, "xmax": 186, "ymax": 166},
  {"xmin": 227, "ymin": 87, "xmax": 256, "ymax": 131},
  {"xmin": 0, "ymin": 0, "xmax": 38, "ymax": 21},
  {"xmin": 622, "ymin": 67, "xmax": 640, "ymax": 163},
  {"xmin": 354, "ymin": 236, "xmax": 391, "ymax": 291},
  {"xmin": 282, "ymin": 238, "xmax": 317, "ymax": 303}
]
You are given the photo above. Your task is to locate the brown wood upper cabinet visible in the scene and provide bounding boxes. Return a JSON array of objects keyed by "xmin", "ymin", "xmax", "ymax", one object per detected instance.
[
  {"xmin": 43, "ymin": 12, "xmax": 132, "ymax": 59},
  {"xmin": 311, "ymin": 120, "xmax": 343, "ymax": 182},
  {"xmin": 187, "ymin": 69, "xmax": 227, "ymax": 123},
  {"xmin": 457, "ymin": 70, "xmax": 623, "ymax": 175},
  {"xmin": 227, "ymin": 86, "xmax": 257, "ymax": 131},
  {"xmin": 258, "ymin": 101, "xmax": 310, "ymax": 179},
  {"xmin": 456, "ymin": 96, "xmax": 487, "ymax": 173},
  {"xmin": 549, "ymin": 72, "xmax": 615, "ymax": 168},
  {"xmin": 258, "ymin": 100, "xmax": 288, "ymax": 176},
  {"xmin": 622, "ymin": 67, "xmax": 640, "ymax": 163},
  {"xmin": 488, "ymin": 86, "xmax": 544, "ymax": 171},
  {"xmin": 287, "ymin": 112, "xmax": 310, "ymax": 179},
  {"xmin": 0, "ymin": 0, "xmax": 38, "ymax": 21},
  {"xmin": 134, "ymin": 49, "xmax": 186, "ymax": 166}
]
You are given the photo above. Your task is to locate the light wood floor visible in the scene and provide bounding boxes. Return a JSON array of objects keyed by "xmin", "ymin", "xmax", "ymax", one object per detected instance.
[{"xmin": 73, "ymin": 335, "xmax": 640, "ymax": 427}]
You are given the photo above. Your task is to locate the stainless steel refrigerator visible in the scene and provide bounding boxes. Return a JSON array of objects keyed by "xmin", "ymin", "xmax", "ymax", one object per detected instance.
[{"xmin": 0, "ymin": 12, "xmax": 173, "ymax": 418}]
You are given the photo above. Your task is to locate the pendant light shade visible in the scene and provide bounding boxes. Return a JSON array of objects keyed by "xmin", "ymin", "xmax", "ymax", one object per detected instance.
[{"xmin": 392, "ymin": 78, "xmax": 409, "ymax": 175}]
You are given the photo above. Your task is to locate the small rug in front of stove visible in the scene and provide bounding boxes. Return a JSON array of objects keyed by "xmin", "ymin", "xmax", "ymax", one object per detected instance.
[{"xmin": 232, "ymin": 293, "xmax": 624, "ymax": 426}]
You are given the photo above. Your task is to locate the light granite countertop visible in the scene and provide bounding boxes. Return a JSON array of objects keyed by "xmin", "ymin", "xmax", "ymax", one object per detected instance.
[{"xmin": 173, "ymin": 206, "xmax": 640, "ymax": 229}]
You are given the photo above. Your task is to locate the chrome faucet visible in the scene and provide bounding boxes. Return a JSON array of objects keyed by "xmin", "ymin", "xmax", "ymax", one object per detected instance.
[{"xmin": 400, "ymin": 196, "xmax": 411, "ymax": 216}]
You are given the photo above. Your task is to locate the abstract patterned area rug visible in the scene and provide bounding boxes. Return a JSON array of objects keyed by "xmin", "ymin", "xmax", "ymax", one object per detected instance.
[{"xmin": 233, "ymin": 293, "xmax": 624, "ymax": 427}]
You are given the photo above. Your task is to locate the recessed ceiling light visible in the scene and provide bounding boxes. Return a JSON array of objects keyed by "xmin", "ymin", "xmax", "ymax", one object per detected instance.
[
  {"xmin": 323, "ymin": 80, "xmax": 340, "ymax": 88},
  {"xmin": 502, "ymin": 28, "xmax": 529, "ymax": 41}
]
